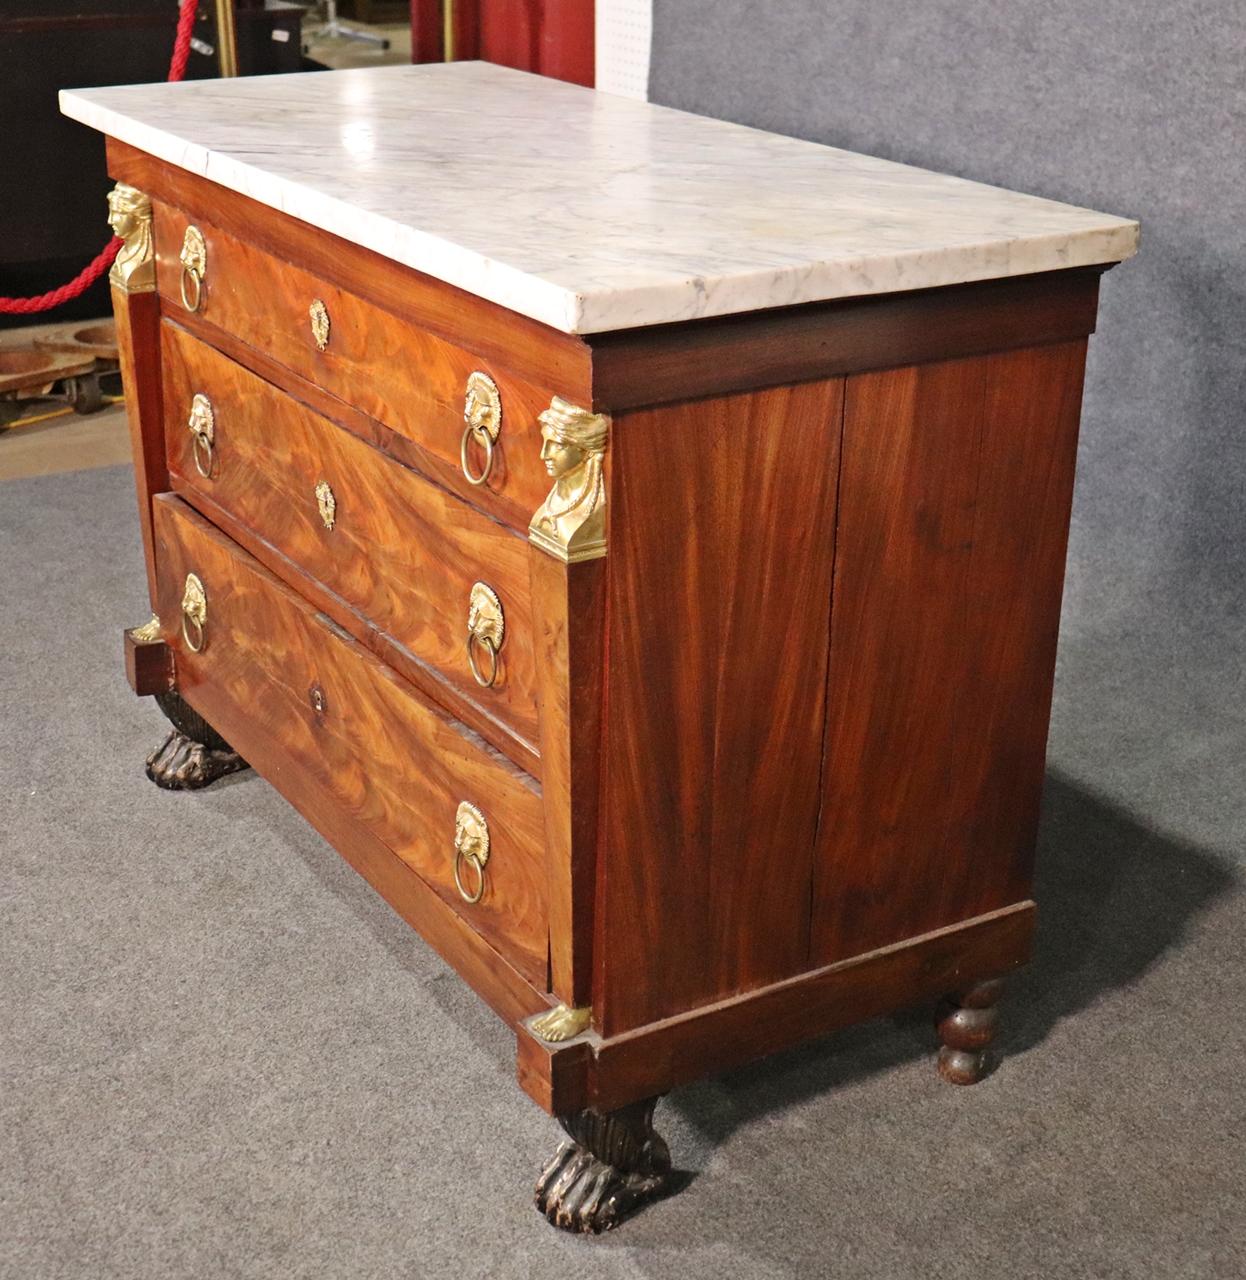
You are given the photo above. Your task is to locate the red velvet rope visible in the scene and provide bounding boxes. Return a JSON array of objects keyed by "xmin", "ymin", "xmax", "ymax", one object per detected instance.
[
  {"xmin": 167, "ymin": 0, "xmax": 200, "ymax": 84},
  {"xmin": 0, "ymin": 0, "xmax": 201, "ymax": 315}
]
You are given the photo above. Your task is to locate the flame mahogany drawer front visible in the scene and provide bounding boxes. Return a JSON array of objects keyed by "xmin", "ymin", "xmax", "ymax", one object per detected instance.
[
  {"xmin": 151, "ymin": 493, "xmax": 549, "ymax": 984},
  {"xmin": 160, "ymin": 320, "xmax": 542, "ymax": 769},
  {"xmin": 150, "ymin": 201, "xmax": 556, "ymax": 531}
]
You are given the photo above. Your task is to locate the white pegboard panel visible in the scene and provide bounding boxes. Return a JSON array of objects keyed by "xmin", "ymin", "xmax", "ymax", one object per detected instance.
[{"xmin": 595, "ymin": 0, "xmax": 653, "ymax": 100}]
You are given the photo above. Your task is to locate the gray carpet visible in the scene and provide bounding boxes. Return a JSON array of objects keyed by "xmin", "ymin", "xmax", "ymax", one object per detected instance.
[{"xmin": 2, "ymin": 464, "xmax": 1242, "ymax": 1279}]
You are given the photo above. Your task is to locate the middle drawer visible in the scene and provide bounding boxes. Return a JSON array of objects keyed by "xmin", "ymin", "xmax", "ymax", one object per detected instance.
[{"xmin": 161, "ymin": 321, "xmax": 541, "ymax": 766}]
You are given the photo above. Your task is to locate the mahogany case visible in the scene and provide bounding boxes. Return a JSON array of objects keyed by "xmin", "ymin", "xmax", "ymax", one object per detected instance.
[{"xmin": 107, "ymin": 135, "xmax": 1107, "ymax": 1122}]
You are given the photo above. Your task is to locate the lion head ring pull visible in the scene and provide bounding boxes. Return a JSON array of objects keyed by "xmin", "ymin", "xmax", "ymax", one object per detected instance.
[
  {"xmin": 466, "ymin": 582, "xmax": 504, "ymax": 688},
  {"xmin": 453, "ymin": 801, "xmax": 491, "ymax": 904},
  {"xmin": 460, "ymin": 371, "xmax": 502, "ymax": 487},
  {"xmin": 187, "ymin": 393, "xmax": 215, "ymax": 478},
  {"xmin": 180, "ymin": 573, "xmax": 208, "ymax": 654},
  {"xmin": 179, "ymin": 225, "xmax": 206, "ymax": 313}
]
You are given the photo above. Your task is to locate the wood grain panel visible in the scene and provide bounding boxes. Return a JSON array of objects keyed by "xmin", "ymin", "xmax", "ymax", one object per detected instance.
[
  {"xmin": 811, "ymin": 343, "xmax": 1088, "ymax": 963},
  {"xmin": 161, "ymin": 321, "xmax": 541, "ymax": 766},
  {"xmin": 152, "ymin": 494, "xmax": 549, "ymax": 984},
  {"xmin": 596, "ymin": 379, "xmax": 844, "ymax": 1035},
  {"xmin": 111, "ymin": 283, "xmax": 166, "ymax": 603},
  {"xmin": 151, "ymin": 203, "xmax": 554, "ymax": 531},
  {"xmin": 108, "ymin": 139, "xmax": 593, "ymax": 400}
]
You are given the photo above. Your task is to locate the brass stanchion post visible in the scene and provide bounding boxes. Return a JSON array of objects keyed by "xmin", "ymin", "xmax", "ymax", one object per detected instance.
[{"xmin": 214, "ymin": 0, "xmax": 239, "ymax": 77}]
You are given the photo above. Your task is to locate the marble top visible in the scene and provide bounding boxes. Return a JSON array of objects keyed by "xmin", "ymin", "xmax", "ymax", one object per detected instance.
[{"xmin": 61, "ymin": 62, "xmax": 1138, "ymax": 335}]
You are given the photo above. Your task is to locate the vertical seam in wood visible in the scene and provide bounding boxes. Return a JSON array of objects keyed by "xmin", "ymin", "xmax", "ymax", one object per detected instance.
[{"xmin": 806, "ymin": 378, "xmax": 850, "ymax": 968}]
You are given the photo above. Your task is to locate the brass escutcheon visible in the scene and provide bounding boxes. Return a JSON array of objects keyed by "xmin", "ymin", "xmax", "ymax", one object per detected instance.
[
  {"xmin": 179, "ymin": 225, "xmax": 206, "ymax": 312},
  {"xmin": 187, "ymin": 393, "xmax": 215, "ymax": 478},
  {"xmin": 453, "ymin": 800, "xmax": 490, "ymax": 904},
  {"xmin": 460, "ymin": 371, "xmax": 502, "ymax": 486},
  {"xmin": 314, "ymin": 479, "xmax": 336, "ymax": 530},
  {"xmin": 180, "ymin": 572, "xmax": 207, "ymax": 653},
  {"xmin": 309, "ymin": 298, "xmax": 330, "ymax": 351},
  {"xmin": 466, "ymin": 582, "xmax": 504, "ymax": 688}
]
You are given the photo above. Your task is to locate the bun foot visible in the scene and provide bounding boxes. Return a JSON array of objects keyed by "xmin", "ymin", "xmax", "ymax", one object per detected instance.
[
  {"xmin": 534, "ymin": 1098, "xmax": 671, "ymax": 1234},
  {"xmin": 935, "ymin": 977, "xmax": 1004, "ymax": 1085},
  {"xmin": 145, "ymin": 690, "xmax": 248, "ymax": 791}
]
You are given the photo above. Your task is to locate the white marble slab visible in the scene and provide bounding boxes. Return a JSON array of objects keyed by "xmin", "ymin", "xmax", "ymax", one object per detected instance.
[{"xmin": 61, "ymin": 62, "xmax": 1138, "ymax": 335}]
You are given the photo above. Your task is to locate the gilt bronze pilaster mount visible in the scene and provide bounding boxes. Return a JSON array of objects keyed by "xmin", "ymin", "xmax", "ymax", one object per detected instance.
[
  {"xmin": 528, "ymin": 398, "xmax": 610, "ymax": 564},
  {"xmin": 106, "ymin": 183, "xmax": 155, "ymax": 293}
]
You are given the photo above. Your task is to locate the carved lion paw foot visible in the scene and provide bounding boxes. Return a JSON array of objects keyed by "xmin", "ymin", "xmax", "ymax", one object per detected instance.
[
  {"xmin": 145, "ymin": 728, "xmax": 248, "ymax": 791},
  {"xmin": 534, "ymin": 1139, "xmax": 668, "ymax": 1234},
  {"xmin": 534, "ymin": 1099, "xmax": 671, "ymax": 1233}
]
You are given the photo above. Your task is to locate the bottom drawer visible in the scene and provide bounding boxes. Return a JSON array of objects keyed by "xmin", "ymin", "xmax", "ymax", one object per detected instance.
[{"xmin": 152, "ymin": 494, "xmax": 548, "ymax": 983}]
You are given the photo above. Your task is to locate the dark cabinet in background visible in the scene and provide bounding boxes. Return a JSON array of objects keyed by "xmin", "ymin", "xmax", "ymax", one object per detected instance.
[{"xmin": 0, "ymin": 1, "xmax": 306, "ymax": 326}]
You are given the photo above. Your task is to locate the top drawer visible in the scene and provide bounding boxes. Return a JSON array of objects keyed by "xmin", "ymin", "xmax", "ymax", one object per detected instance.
[{"xmin": 151, "ymin": 203, "xmax": 554, "ymax": 529}]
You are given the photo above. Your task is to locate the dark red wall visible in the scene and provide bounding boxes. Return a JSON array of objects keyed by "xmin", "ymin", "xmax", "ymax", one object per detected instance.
[{"xmin": 410, "ymin": 0, "xmax": 594, "ymax": 87}]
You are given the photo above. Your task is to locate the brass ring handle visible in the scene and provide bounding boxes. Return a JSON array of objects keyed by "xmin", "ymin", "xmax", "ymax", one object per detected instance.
[
  {"xmin": 191, "ymin": 432, "xmax": 214, "ymax": 478},
  {"xmin": 179, "ymin": 267, "xmax": 202, "ymax": 313},
  {"xmin": 182, "ymin": 610, "xmax": 205, "ymax": 653},
  {"xmin": 453, "ymin": 801, "xmax": 490, "ymax": 905},
  {"xmin": 180, "ymin": 572, "xmax": 207, "ymax": 653},
  {"xmin": 466, "ymin": 633, "xmax": 498, "ymax": 688},
  {"xmin": 459, "ymin": 422, "xmax": 494, "ymax": 486},
  {"xmin": 465, "ymin": 582, "xmax": 504, "ymax": 688},
  {"xmin": 178, "ymin": 225, "xmax": 206, "ymax": 313},
  {"xmin": 186, "ymin": 393, "xmax": 215, "ymax": 479},
  {"xmin": 460, "ymin": 371, "xmax": 501, "ymax": 487},
  {"xmin": 453, "ymin": 849, "xmax": 487, "ymax": 904}
]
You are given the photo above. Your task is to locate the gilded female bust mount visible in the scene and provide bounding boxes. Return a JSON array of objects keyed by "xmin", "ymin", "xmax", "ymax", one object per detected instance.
[
  {"xmin": 106, "ymin": 182, "xmax": 155, "ymax": 292},
  {"xmin": 528, "ymin": 398, "xmax": 610, "ymax": 563}
]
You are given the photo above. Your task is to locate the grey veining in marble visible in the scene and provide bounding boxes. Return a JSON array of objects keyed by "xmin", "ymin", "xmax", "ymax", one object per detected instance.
[{"xmin": 61, "ymin": 62, "xmax": 1138, "ymax": 334}]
